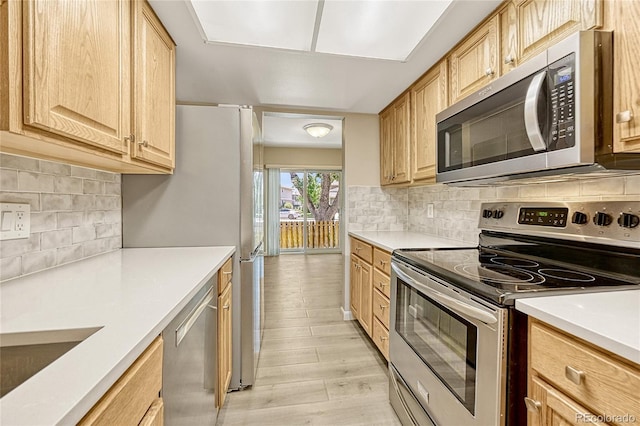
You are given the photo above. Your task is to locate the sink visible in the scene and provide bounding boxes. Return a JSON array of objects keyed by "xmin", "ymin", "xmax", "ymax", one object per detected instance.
[{"xmin": 0, "ymin": 327, "xmax": 102, "ymax": 398}]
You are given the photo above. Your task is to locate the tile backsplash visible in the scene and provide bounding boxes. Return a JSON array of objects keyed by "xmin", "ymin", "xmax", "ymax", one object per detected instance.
[
  {"xmin": 347, "ymin": 186, "xmax": 408, "ymax": 232},
  {"xmin": 348, "ymin": 174, "xmax": 640, "ymax": 244},
  {"xmin": 0, "ymin": 154, "xmax": 122, "ymax": 281}
]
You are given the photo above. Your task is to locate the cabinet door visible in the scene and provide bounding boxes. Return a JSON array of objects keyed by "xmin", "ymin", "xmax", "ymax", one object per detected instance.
[
  {"xmin": 22, "ymin": 0, "xmax": 130, "ymax": 154},
  {"xmin": 612, "ymin": 0, "xmax": 640, "ymax": 153},
  {"xmin": 411, "ymin": 61, "xmax": 447, "ymax": 182},
  {"xmin": 528, "ymin": 377, "xmax": 607, "ymax": 426},
  {"xmin": 449, "ymin": 16, "xmax": 498, "ymax": 104},
  {"xmin": 379, "ymin": 108, "xmax": 394, "ymax": 185},
  {"xmin": 218, "ymin": 283, "xmax": 232, "ymax": 408},
  {"xmin": 349, "ymin": 255, "xmax": 361, "ymax": 318},
  {"xmin": 392, "ymin": 93, "xmax": 411, "ymax": 184},
  {"xmin": 358, "ymin": 261, "xmax": 373, "ymax": 337},
  {"xmin": 499, "ymin": 1, "xmax": 519, "ymax": 75},
  {"xmin": 517, "ymin": 0, "xmax": 602, "ymax": 62},
  {"xmin": 131, "ymin": 0, "xmax": 176, "ymax": 169}
]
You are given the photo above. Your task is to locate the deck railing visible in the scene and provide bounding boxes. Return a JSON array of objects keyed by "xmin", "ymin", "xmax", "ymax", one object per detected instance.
[{"xmin": 280, "ymin": 220, "xmax": 340, "ymax": 249}]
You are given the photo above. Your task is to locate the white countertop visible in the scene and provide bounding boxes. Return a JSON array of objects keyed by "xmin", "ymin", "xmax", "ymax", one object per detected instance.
[
  {"xmin": 0, "ymin": 246, "xmax": 235, "ymax": 426},
  {"xmin": 348, "ymin": 230, "xmax": 473, "ymax": 252},
  {"xmin": 516, "ymin": 290, "xmax": 640, "ymax": 365}
]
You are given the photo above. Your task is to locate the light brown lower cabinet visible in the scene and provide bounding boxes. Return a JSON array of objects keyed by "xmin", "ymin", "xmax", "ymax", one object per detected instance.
[
  {"xmin": 527, "ymin": 319, "xmax": 640, "ymax": 426},
  {"xmin": 218, "ymin": 282, "xmax": 232, "ymax": 409},
  {"xmin": 350, "ymin": 238, "xmax": 373, "ymax": 337},
  {"xmin": 528, "ymin": 376, "xmax": 606, "ymax": 426},
  {"xmin": 217, "ymin": 257, "xmax": 233, "ymax": 410},
  {"xmin": 372, "ymin": 317, "xmax": 390, "ymax": 360},
  {"xmin": 79, "ymin": 336, "xmax": 163, "ymax": 426},
  {"xmin": 350, "ymin": 237, "xmax": 392, "ymax": 361},
  {"xmin": 139, "ymin": 398, "xmax": 164, "ymax": 426}
]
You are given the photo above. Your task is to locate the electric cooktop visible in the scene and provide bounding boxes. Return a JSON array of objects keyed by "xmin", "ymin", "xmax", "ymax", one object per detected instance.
[{"xmin": 393, "ymin": 201, "xmax": 640, "ymax": 306}]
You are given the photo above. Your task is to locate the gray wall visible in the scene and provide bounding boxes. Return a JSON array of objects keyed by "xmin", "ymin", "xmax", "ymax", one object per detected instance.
[{"xmin": 0, "ymin": 154, "xmax": 122, "ymax": 281}]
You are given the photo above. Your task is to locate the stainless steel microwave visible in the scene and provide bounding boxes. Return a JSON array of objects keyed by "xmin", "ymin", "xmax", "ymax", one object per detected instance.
[{"xmin": 436, "ymin": 30, "xmax": 640, "ymax": 185}]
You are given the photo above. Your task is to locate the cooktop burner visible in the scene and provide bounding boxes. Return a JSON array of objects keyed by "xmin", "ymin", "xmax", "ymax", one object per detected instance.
[{"xmin": 454, "ymin": 263, "xmax": 546, "ymax": 285}]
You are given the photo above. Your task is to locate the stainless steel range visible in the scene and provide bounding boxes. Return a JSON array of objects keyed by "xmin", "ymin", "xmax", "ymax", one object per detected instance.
[{"xmin": 389, "ymin": 201, "xmax": 640, "ymax": 426}]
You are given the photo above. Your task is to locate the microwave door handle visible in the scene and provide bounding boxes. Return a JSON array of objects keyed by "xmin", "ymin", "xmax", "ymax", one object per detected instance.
[{"xmin": 524, "ymin": 70, "xmax": 548, "ymax": 152}]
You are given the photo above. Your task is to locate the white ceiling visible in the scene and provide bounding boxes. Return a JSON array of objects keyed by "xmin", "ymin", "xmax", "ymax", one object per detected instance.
[
  {"xmin": 148, "ymin": 0, "xmax": 502, "ymax": 114},
  {"xmin": 262, "ymin": 113, "xmax": 343, "ymax": 149}
]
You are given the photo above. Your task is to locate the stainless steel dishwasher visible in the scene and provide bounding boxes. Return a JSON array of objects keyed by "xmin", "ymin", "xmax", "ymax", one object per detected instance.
[{"xmin": 162, "ymin": 277, "xmax": 217, "ymax": 425}]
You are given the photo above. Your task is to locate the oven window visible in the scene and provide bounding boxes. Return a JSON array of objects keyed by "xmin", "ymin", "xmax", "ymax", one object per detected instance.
[{"xmin": 395, "ymin": 279, "xmax": 477, "ymax": 415}]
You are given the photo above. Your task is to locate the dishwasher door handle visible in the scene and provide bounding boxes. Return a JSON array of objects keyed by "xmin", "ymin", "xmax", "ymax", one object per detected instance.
[{"xmin": 176, "ymin": 287, "xmax": 215, "ymax": 347}]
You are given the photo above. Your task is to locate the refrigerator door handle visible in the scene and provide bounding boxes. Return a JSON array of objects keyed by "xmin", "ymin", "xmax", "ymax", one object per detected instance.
[{"xmin": 241, "ymin": 241, "xmax": 263, "ymax": 262}]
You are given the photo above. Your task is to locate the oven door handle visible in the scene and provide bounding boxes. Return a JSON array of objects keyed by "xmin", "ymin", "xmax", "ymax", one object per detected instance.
[
  {"xmin": 392, "ymin": 263, "xmax": 498, "ymax": 325},
  {"xmin": 524, "ymin": 70, "xmax": 548, "ymax": 152}
]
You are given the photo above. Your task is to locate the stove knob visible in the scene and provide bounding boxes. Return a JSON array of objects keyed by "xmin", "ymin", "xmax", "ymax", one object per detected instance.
[
  {"xmin": 593, "ymin": 211, "xmax": 613, "ymax": 227},
  {"xmin": 493, "ymin": 210, "xmax": 504, "ymax": 219},
  {"xmin": 618, "ymin": 213, "xmax": 640, "ymax": 228},
  {"xmin": 571, "ymin": 211, "xmax": 588, "ymax": 225},
  {"xmin": 483, "ymin": 209, "xmax": 493, "ymax": 218}
]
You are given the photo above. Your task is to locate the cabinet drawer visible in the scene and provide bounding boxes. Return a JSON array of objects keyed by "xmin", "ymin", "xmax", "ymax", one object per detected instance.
[
  {"xmin": 350, "ymin": 238, "xmax": 373, "ymax": 264},
  {"xmin": 373, "ymin": 248, "xmax": 391, "ymax": 275},
  {"xmin": 218, "ymin": 257, "xmax": 233, "ymax": 295},
  {"xmin": 372, "ymin": 317, "xmax": 389, "ymax": 361},
  {"xmin": 79, "ymin": 337, "xmax": 163, "ymax": 426},
  {"xmin": 372, "ymin": 288, "xmax": 390, "ymax": 330},
  {"xmin": 139, "ymin": 398, "xmax": 164, "ymax": 426},
  {"xmin": 530, "ymin": 320, "xmax": 640, "ymax": 422},
  {"xmin": 373, "ymin": 268, "xmax": 391, "ymax": 299}
]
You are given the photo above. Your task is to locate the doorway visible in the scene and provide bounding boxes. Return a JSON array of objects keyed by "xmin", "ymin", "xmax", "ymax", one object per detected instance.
[{"xmin": 279, "ymin": 170, "xmax": 341, "ymax": 253}]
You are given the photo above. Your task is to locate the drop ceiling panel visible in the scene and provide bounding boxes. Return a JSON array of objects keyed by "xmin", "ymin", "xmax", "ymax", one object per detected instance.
[
  {"xmin": 316, "ymin": 0, "xmax": 454, "ymax": 61},
  {"xmin": 189, "ymin": 0, "xmax": 318, "ymax": 51}
]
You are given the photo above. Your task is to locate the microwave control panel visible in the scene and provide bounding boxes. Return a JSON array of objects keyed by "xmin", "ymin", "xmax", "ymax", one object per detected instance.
[{"xmin": 549, "ymin": 53, "xmax": 575, "ymax": 150}]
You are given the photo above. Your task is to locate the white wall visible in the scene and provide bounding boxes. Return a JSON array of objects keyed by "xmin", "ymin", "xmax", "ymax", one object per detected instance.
[{"xmin": 264, "ymin": 147, "xmax": 342, "ymax": 169}]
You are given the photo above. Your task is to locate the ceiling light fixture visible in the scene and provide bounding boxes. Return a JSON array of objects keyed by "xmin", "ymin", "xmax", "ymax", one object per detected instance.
[{"xmin": 303, "ymin": 123, "xmax": 333, "ymax": 138}]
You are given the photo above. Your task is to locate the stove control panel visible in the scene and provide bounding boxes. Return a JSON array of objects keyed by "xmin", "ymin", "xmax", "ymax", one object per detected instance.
[
  {"xmin": 478, "ymin": 201, "xmax": 640, "ymax": 249},
  {"xmin": 518, "ymin": 207, "xmax": 568, "ymax": 227}
]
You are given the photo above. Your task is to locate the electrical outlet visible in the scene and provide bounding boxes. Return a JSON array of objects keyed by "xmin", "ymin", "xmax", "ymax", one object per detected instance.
[
  {"xmin": 427, "ymin": 203, "xmax": 434, "ymax": 218},
  {"xmin": 0, "ymin": 203, "xmax": 30, "ymax": 240}
]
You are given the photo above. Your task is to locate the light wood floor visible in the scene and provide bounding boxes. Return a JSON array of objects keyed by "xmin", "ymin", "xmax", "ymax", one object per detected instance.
[{"xmin": 217, "ymin": 254, "xmax": 401, "ymax": 425}]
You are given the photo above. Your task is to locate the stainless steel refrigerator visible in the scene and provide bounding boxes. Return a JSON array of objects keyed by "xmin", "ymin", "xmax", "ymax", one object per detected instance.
[{"xmin": 122, "ymin": 105, "xmax": 264, "ymax": 391}]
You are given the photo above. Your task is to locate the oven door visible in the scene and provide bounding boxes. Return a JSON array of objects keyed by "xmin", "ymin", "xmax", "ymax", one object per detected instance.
[{"xmin": 390, "ymin": 259, "xmax": 508, "ymax": 426}]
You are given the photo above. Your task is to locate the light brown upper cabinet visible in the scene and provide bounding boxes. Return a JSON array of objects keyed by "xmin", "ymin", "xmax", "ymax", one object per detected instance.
[
  {"xmin": 380, "ymin": 93, "xmax": 411, "ymax": 186},
  {"xmin": 499, "ymin": 1, "xmax": 519, "ymax": 75},
  {"xmin": 379, "ymin": 108, "xmax": 394, "ymax": 186},
  {"xmin": 22, "ymin": 0, "xmax": 131, "ymax": 154},
  {"xmin": 131, "ymin": 0, "xmax": 176, "ymax": 169},
  {"xmin": 516, "ymin": 0, "xmax": 602, "ymax": 63},
  {"xmin": 411, "ymin": 61, "xmax": 448, "ymax": 182},
  {"xmin": 449, "ymin": 16, "xmax": 499, "ymax": 104},
  {"xmin": 0, "ymin": 0, "xmax": 175, "ymax": 173},
  {"xmin": 611, "ymin": 0, "xmax": 640, "ymax": 153}
]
